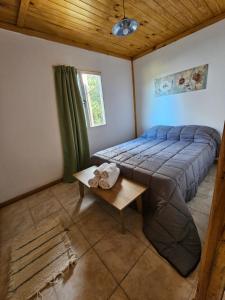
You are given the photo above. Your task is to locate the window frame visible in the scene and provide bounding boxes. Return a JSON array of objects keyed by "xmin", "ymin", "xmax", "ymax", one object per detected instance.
[{"xmin": 77, "ymin": 70, "xmax": 106, "ymax": 128}]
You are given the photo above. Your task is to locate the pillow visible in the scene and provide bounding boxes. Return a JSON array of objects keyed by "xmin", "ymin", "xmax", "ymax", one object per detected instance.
[
  {"xmin": 167, "ymin": 126, "xmax": 184, "ymax": 140},
  {"xmin": 142, "ymin": 125, "xmax": 221, "ymax": 154},
  {"xmin": 142, "ymin": 126, "xmax": 173, "ymax": 140},
  {"xmin": 180, "ymin": 125, "xmax": 199, "ymax": 142}
]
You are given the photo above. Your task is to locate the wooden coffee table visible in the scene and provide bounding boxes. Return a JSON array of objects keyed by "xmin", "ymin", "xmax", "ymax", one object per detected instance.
[{"xmin": 74, "ymin": 166, "xmax": 147, "ymax": 233}]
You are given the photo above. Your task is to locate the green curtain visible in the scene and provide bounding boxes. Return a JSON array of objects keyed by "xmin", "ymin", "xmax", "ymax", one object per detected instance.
[{"xmin": 54, "ymin": 65, "xmax": 90, "ymax": 182}]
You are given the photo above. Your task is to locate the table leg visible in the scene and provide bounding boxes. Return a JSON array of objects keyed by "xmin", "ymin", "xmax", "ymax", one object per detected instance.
[
  {"xmin": 79, "ymin": 181, "xmax": 84, "ymax": 199},
  {"xmin": 136, "ymin": 196, "xmax": 143, "ymax": 214},
  {"xmin": 120, "ymin": 210, "xmax": 126, "ymax": 234}
]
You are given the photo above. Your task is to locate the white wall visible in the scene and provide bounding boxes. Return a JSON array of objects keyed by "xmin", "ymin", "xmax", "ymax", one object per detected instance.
[
  {"xmin": 0, "ymin": 29, "xmax": 134, "ymax": 203},
  {"xmin": 134, "ymin": 19, "xmax": 225, "ymax": 136}
]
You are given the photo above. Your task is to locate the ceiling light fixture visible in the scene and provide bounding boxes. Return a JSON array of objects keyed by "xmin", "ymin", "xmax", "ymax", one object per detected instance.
[{"xmin": 112, "ymin": 0, "xmax": 139, "ymax": 37}]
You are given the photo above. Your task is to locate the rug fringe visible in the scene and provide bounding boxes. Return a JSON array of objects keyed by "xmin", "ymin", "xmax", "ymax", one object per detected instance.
[
  {"xmin": 32, "ymin": 255, "xmax": 78, "ymax": 300},
  {"xmin": 10, "ymin": 255, "xmax": 78, "ymax": 300},
  {"xmin": 7, "ymin": 222, "xmax": 78, "ymax": 300}
]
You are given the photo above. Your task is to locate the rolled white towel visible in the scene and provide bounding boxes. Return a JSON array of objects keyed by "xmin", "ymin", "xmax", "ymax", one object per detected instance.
[
  {"xmin": 88, "ymin": 175, "xmax": 100, "ymax": 188},
  {"xmin": 101, "ymin": 163, "xmax": 117, "ymax": 179},
  {"xmin": 93, "ymin": 163, "xmax": 109, "ymax": 176},
  {"xmin": 99, "ymin": 167, "xmax": 120, "ymax": 189}
]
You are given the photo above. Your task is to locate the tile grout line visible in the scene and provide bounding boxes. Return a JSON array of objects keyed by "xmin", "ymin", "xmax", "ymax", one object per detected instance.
[
  {"xmin": 69, "ymin": 209, "xmax": 138, "ymax": 299},
  {"xmin": 77, "ymin": 223, "xmax": 122, "ymax": 283},
  {"xmin": 117, "ymin": 247, "xmax": 149, "ymax": 297},
  {"xmin": 115, "ymin": 245, "xmax": 148, "ymax": 300},
  {"xmin": 67, "ymin": 220, "xmax": 122, "ymax": 298},
  {"xmin": 95, "ymin": 201, "xmax": 152, "ymax": 245},
  {"xmin": 77, "ymin": 218, "xmax": 148, "ymax": 299},
  {"xmin": 118, "ymin": 246, "xmax": 148, "ymax": 282},
  {"xmin": 26, "ymin": 197, "xmax": 41, "ymax": 230},
  {"xmin": 27, "ymin": 205, "xmax": 37, "ymax": 230},
  {"xmin": 105, "ymin": 282, "xmax": 120, "ymax": 300},
  {"xmin": 51, "ymin": 192, "xmax": 75, "ymax": 228},
  {"xmin": 92, "ymin": 243, "xmax": 121, "ymax": 283},
  {"xmin": 28, "ymin": 188, "xmax": 70, "ymax": 227},
  {"xmin": 118, "ymin": 284, "xmax": 131, "ymax": 300},
  {"xmin": 95, "ymin": 201, "xmax": 169, "ymax": 262},
  {"xmin": 47, "ymin": 187, "xmax": 178, "ymax": 293},
  {"xmin": 54, "ymin": 193, "xmax": 124, "ymax": 297}
]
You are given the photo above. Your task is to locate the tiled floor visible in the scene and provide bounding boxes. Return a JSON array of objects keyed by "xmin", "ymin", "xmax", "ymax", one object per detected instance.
[{"xmin": 0, "ymin": 165, "xmax": 216, "ymax": 300}]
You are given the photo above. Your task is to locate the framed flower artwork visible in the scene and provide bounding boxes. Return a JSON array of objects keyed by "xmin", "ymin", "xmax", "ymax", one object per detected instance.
[{"xmin": 154, "ymin": 64, "xmax": 208, "ymax": 96}]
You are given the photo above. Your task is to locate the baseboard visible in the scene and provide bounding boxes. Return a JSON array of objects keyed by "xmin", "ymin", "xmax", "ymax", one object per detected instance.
[
  {"xmin": 1, "ymin": 160, "xmax": 218, "ymax": 209},
  {"xmin": 0, "ymin": 178, "xmax": 62, "ymax": 208}
]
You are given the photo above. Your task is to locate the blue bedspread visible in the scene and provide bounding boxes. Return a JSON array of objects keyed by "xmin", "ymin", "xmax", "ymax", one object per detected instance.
[{"xmin": 91, "ymin": 125, "xmax": 220, "ymax": 276}]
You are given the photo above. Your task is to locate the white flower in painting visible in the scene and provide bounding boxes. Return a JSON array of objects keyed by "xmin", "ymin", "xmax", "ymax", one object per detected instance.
[{"xmin": 160, "ymin": 80, "xmax": 172, "ymax": 93}]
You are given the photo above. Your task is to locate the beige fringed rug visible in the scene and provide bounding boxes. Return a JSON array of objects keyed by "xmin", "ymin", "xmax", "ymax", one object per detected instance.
[{"xmin": 8, "ymin": 219, "xmax": 78, "ymax": 300}]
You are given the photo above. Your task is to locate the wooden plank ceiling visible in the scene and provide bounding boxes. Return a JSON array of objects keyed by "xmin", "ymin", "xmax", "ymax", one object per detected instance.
[{"xmin": 0, "ymin": 0, "xmax": 225, "ymax": 60}]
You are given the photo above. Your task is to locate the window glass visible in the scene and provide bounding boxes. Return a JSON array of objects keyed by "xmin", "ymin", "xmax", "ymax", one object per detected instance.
[{"xmin": 79, "ymin": 72, "xmax": 106, "ymax": 127}]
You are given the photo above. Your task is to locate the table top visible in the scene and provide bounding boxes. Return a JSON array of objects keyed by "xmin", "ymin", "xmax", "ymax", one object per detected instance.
[{"xmin": 74, "ymin": 166, "xmax": 147, "ymax": 211}]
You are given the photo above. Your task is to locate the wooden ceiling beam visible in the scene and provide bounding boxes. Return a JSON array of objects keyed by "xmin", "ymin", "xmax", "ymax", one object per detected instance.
[
  {"xmin": 17, "ymin": 0, "xmax": 30, "ymax": 27},
  {"xmin": 133, "ymin": 11, "xmax": 225, "ymax": 60}
]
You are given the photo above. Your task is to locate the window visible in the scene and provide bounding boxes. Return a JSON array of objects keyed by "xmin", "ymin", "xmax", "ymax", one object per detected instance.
[{"xmin": 78, "ymin": 71, "xmax": 106, "ymax": 127}]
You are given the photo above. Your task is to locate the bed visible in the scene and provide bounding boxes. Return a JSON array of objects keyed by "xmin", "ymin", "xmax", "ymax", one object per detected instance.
[{"xmin": 91, "ymin": 125, "xmax": 221, "ymax": 276}]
